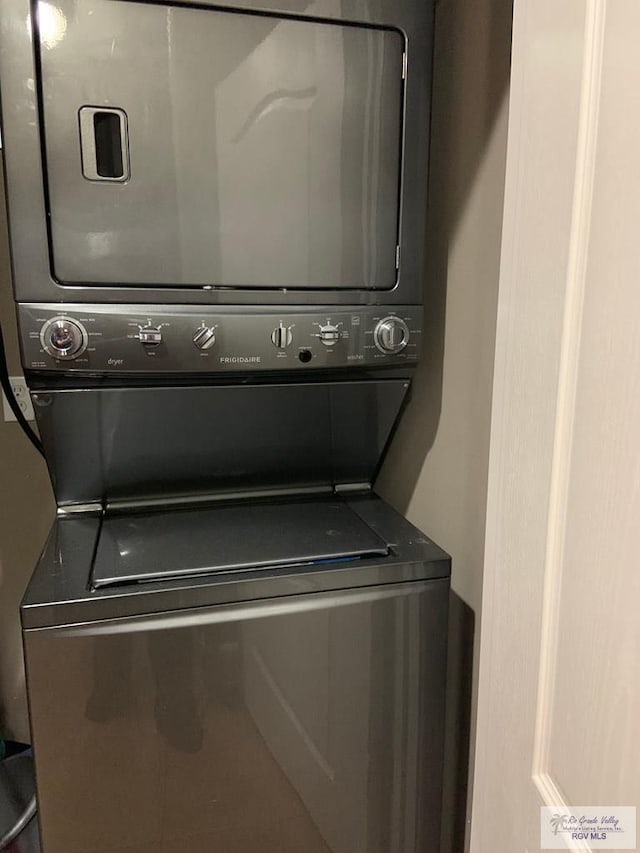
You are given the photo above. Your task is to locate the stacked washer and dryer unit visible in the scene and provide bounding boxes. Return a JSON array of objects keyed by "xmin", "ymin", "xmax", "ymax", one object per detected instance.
[{"xmin": 0, "ymin": 0, "xmax": 450, "ymax": 850}]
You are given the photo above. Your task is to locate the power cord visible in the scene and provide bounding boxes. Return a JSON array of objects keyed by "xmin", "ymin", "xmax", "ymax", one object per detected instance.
[
  {"xmin": 0, "ymin": 794, "xmax": 36, "ymax": 850},
  {"xmin": 0, "ymin": 320, "xmax": 44, "ymax": 457},
  {"xmin": 0, "ymin": 744, "xmax": 37, "ymax": 850}
]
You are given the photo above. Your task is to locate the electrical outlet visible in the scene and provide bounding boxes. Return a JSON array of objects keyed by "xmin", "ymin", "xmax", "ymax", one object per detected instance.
[{"xmin": 2, "ymin": 376, "xmax": 35, "ymax": 422}]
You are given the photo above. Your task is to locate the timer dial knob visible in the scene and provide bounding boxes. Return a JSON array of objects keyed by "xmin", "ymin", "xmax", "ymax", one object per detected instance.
[
  {"xmin": 374, "ymin": 317, "xmax": 410, "ymax": 354},
  {"xmin": 40, "ymin": 317, "xmax": 88, "ymax": 360},
  {"xmin": 193, "ymin": 326, "xmax": 216, "ymax": 350},
  {"xmin": 138, "ymin": 325, "xmax": 163, "ymax": 346},
  {"xmin": 318, "ymin": 323, "xmax": 342, "ymax": 347}
]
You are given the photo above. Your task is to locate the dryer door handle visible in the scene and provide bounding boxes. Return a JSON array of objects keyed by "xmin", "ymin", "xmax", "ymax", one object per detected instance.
[{"xmin": 78, "ymin": 106, "xmax": 130, "ymax": 182}]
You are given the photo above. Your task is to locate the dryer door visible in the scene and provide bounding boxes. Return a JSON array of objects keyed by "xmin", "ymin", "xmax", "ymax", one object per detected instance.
[{"xmin": 37, "ymin": 0, "xmax": 404, "ymax": 290}]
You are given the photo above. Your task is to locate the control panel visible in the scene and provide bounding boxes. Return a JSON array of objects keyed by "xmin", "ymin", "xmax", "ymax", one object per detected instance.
[{"xmin": 18, "ymin": 305, "xmax": 423, "ymax": 374}]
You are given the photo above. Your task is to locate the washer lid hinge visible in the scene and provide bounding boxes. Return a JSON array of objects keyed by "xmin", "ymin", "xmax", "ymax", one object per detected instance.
[
  {"xmin": 56, "ymin": 501, "xmax": 104, "ymax": 517},
  {"xmin": 334, "ymin": 482, "xmax": 372, "ymax": 494}
]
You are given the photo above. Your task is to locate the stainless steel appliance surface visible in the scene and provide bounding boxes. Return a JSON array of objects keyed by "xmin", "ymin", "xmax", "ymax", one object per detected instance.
[
  {"xmin": 0, "ymin": 0, "xmax": 434, "ymax": 307},
  {"xmin": 30, "ymin": 377, "xmax": 413, "ymax": 506},
  {"xmin": 22, "ymin": 494, "xmax": 450, "ymax": 853}
]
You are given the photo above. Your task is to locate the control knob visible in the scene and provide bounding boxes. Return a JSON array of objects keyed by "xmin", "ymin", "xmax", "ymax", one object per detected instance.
[
  {"xmin": 138, "ymin": 325, "xmax": 162, "ymax": 346},
  {"xmin": 193, "ymin": 326, "xmax": 216, "ymax": 350},
  {"xmin": 318, "ymin": 323, "xmax": 342, "ymax": 347},
  {"xmin": 40, "ymin": 317, "xmax": 88, "ymax": 360},
  {"xmin": 374, "ymin": 317, "xmax": 410, "ymax": 354},
  {"xmin": 271, "ymin": 323, "xmax": 293, "ymax": 349}
]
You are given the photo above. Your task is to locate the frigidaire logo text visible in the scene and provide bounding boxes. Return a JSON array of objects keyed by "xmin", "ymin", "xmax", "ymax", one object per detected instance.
[{"xmin": 220, "ymin": 356, "xmax": 261, "ymax": 364}]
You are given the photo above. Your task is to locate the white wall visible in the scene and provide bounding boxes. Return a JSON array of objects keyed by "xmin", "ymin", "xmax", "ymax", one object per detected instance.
[{"xmin": 377, "ymin": 0, "xmax": 512, "ymax": 848}]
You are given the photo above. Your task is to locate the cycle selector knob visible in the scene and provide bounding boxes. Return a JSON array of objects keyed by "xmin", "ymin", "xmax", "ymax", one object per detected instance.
[
  {"xmin": 374, "ymin": 317, "xmax": 410, "ymax": 354},
  {"xmin": 40, "ymin": 317, "xmax": 88, "ymax": 360},
  {"xmin": 193, "ymin": 326, "xmax": 216, "ymax": 350},
  {"xmin": 271, "ymin": 324, "xmax": 293, "ymax": 349}
]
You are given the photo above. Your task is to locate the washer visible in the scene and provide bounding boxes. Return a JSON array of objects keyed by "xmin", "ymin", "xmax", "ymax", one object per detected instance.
[{"xmin": 22, "ymin": 494, "xmax": 450, "ymax": 853}]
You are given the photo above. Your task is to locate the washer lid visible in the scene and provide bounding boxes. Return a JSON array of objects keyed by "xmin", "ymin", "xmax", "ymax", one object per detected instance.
[
  {"xmin": 33, "ymin": 380, "xmax": 411, "ymax": 508},
  {"xmin": 91, "ymin": 499, "xmax": 389, "ymax": 588}
]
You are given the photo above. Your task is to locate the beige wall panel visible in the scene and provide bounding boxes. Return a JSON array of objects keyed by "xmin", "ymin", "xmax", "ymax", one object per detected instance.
[
  {"xmin": 0, "ymin": 161, "xmax": 55, "ymax": 743},
  {"xmin": 377, "ymin": 0, "xmax": 512, "ymax": 848}
]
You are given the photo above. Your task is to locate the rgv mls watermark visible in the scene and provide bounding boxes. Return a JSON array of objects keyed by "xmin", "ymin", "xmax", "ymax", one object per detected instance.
[{"xmin": 541, "ymin": 806, "xmax": 636, "ymax": 850}]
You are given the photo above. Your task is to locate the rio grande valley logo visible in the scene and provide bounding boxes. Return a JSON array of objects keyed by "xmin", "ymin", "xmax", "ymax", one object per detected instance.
[{"xmin": 541, "ymin": 807, "xmax": 636, "ymax": 850}]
